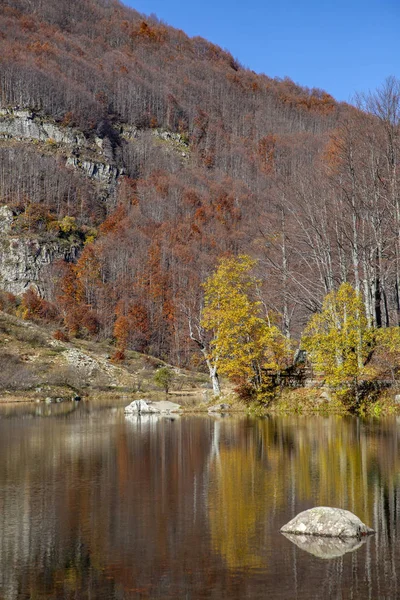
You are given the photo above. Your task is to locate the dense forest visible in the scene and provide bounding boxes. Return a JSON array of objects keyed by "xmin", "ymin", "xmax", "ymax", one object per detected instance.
[{"xmin": 1, "ymin": 0, "xmax": 400, "ymax": 402}]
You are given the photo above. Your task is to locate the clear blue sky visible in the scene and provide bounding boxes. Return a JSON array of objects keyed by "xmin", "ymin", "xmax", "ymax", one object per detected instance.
[{"xmin": 121, "ymin": 0, "xmax": 399, "ymax": 103}]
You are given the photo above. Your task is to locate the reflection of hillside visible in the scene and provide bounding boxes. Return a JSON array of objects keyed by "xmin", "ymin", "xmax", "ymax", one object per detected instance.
[
  {"xmin": 0, "ymin": 413, "xmax": 245, "ymax": 598},
  {"xmin": 1, "ymin": 413, "xmax": 400, "ymax": 598}
]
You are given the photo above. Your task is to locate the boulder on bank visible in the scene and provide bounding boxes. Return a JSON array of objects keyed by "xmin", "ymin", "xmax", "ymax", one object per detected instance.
[
  {"xmin": 281, "ymin": 532, "xmax": 368, "ymax": 559},
  {"xmin": 280, "ymin": 507, "xmax": 374, "ymax": 538},
  {"xmin": 125, "ymin": 400, "xmax": 159, "ymax": 414},
  {"xmin": 124, "ymin": 399, "xmax": 181, "ymax": 415}
]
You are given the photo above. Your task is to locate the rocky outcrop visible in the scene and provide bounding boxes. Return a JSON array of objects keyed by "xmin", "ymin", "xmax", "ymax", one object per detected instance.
[
  {"xmin": 0, "ymin": 206, "xmax": 14, "ymax": 234},
  {"xmin": 0, "ymin": 109, "xmax": 189, "ymax": 295},
  {"xmin": 0, "ymin": 108, "xmax": 86, "ymax": 147},
  {"xmin": 0, "ymin": 108, "xmax": 189, "ymax": 196},
  {"xmin": 0, "ymin": 107, "xmax": 122, "ymax": 187},
  {"xmin": 280, "ymin": 507, "xmax": 375, "ymax": 538},
  {"xmin": 0, "ymin": 210, "xmax": 81, "ymax": 295},
  {"xmin": 65, "ymin": 156, "xmax": 121, "ymax": 185}
]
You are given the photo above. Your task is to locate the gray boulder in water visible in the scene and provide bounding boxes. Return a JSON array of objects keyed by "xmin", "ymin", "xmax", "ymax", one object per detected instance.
[{"xmin": 280, "ymin": 507, "xmax": 374, "ymax": 538}]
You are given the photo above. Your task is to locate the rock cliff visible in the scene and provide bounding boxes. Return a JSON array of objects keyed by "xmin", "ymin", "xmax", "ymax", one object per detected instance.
[
  {"xmin": 0, "ymin": 107, "xmax": 189, "ymax": 296},
  {"xmin": 0, "ymin": 107, "xmax": 122, "ymax": 188},
  {"xmin": 0, "ymin": 207, "xmax": 81, "ymax": 295}
]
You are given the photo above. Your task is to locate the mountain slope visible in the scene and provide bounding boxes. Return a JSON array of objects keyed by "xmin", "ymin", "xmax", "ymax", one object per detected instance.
[
  {"xmin": 0, "ymin": 309, "xmax": 208, "ymax": 401},
  {"xmin": 1, "ymin": 0, "xmax": 398, "ymax": 374}
]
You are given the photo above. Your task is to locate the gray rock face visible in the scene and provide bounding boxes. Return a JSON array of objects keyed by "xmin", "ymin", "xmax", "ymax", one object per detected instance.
[
  {"xmin": 281, "ymin": 532, "xmax": 368, "ymax": 559},
  {"xmin": 153, "ymin": 129, "xmax": 187, "ymax": 144},
  {"xmin": 65, "ymin": 156, "xmax": 121, "ymax": 185},
  {"xmin": 0, "ymin": 108, "xmax": 122, "ymax": 188},
  {"xmin": 0, "ymin": 231, "xmax": 81, "ymax": 295},
  {"xmin": 0, "ymin": 109, "xmax": 86, "ymax": 147},
  {"xmin": 280, "ymin": 507, "xmax": 374, "ymax": 538},
  {"xmin": 0, "ymin": 206, "xmax": 14, "ymax": 234}
]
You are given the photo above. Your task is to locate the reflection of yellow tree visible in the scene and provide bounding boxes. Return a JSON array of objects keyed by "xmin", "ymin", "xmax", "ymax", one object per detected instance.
[
  {"xmin": 289, "ymin": 418, "xmax": 374, "ymax": 525},
  {"xmin": 207, "ymin": 417, "xmax": 400, "ymax": 572},
  {"xmin": 208, "ymin": 447, "xmax": 269, "ymax": 570}
]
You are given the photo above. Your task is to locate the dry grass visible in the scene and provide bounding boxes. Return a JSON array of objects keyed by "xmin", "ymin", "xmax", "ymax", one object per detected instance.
[{"xmin": 0, "ymin": 310, "xmax": 213, "ymax": 403}]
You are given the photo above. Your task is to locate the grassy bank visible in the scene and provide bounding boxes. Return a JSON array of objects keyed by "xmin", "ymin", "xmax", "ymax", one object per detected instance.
[{"xmin": 0, "ymin": 310, "xmax": 210, "ymax": 404}]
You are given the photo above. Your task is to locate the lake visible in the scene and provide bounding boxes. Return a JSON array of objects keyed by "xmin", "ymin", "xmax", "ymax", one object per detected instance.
[{"xmin": 0, "ymin": 401, "xmax": 399, "ymax": 599}]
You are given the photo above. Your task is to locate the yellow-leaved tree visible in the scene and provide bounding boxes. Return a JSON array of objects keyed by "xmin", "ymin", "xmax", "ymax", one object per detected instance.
[
  {"xmin": 201, "ymin": 255, "xmax": 287, "ymax": 400},
  {"xmin": 303, "ymin": 282, "xmax": 372, "ymax": 400}
]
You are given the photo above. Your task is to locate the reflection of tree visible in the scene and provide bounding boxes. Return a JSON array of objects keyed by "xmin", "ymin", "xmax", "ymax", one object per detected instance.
[
  {"xmin": 208, "ymin": 447, "xmax": 269, "ymax": 569},
  {"xmin": 206, "ymin": 416, "xmax": 400, "ymax": 578},
  {"xmin": 2, "ymin": 412, "xmax": 400, "ymax": 598},
  {"xmin": 0, "ymin": 413, "xmax": 240, "ymax": 598}
]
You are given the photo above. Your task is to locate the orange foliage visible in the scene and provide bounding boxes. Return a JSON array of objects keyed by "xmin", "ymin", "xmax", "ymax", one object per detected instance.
[
  {"xmin": 132, "ymin": 21, "xmax": 167, "ymax": 44},
  {"xmin": 114, "ymin": 314, "xmax": 130, "ymax": 351},
  {"xmin": 21, "ymin": 288, "xmax": 58, "ymax": 322},
  {"xmin": 99, "ymin": 205, "xmax": 127, "ymax": 235},
  {"xmin": 258, "ymin": 134, "xmax": 277, "ymax": 173},
  {"xmin": 53, "ymin": 329, "xmax": 69, "ymax": 342}
]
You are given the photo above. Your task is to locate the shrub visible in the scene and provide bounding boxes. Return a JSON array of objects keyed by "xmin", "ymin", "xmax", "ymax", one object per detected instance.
[
  {"xmin": 19, "ymin": 288, "xmax": 59, "ymax": 322},
  {"xmin": 111, "ymin": 349, "xmax": 125, "ymax": 362},
  {"xmin": 154, "ymin": 367, "xmax": 173, "ymax": 394},
  {"xmin": 53, "ymin": 329, "xmax": 69, "ymax": 342}
]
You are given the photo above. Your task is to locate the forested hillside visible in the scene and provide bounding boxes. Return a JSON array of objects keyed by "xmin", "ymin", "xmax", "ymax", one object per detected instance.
[{"xmin": 1, "ymin": 0, "xmax": 400, "ymax": 394}]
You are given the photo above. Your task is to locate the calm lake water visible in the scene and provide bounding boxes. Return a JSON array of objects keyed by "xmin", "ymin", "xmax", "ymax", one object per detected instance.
[{"xmin": 0, "ymin": 402, "xmax": 400, "ymax": 599}]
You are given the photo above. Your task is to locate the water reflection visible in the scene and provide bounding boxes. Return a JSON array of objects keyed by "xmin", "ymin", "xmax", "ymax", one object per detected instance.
[
  {"xmin": 281, "ymin": 532, "xmax": 368, "ymax": 559},
  {"xmin": 0, "ymin": 409, "xmax": 400, "ymax": 598}
]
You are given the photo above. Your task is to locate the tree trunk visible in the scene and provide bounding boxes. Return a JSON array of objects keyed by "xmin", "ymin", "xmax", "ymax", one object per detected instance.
[
  {"xmin": 205, "ymin": 355, "xmax": 221, "ymax": 396},
  {"xmin": 188, "ymin": 321, "xmax": 221, "ymax": 396}
]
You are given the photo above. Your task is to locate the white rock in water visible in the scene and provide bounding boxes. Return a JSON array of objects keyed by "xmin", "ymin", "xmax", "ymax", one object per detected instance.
[
  {"xmin": 124, "ymin": 400, "xmax": 160, "ymax": 414},
  {"xmin": 280, "ymin": 507, "xmax": 374, "ymax": 538}
]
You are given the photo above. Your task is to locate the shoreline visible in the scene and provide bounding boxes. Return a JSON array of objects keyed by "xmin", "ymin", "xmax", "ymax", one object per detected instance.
[{"xmin": 1, "ymin": 388, "xmax": 399, "ymax": 417}]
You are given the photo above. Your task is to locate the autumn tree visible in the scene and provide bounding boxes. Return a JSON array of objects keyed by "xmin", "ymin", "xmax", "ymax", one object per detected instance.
[
  {"xmin": 303, "ymin": 283, "xmax": 373, "ymax": 399},
  {"xmin": 201, "ymin": 255, "xmax": 287, "ymax": 399}
]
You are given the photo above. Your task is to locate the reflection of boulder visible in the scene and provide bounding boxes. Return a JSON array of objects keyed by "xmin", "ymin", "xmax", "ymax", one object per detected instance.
[
  {"xmin": 124, "ymin": 414, "xmax": 158, "ymax": 427},
  {"xmin": 125, "ymin": 413, "xmax": 153, "ymax": 422},
  {"xmin": 282, "ymin": 532, "xmax": 368, "ymax": 559},
  {"xmin": 125, "ymin": 413, "xmax": 180, "ymax": 426},
  {"xmin": 281, "ymin": 507, "xmax": 374, "ymax": 538}
]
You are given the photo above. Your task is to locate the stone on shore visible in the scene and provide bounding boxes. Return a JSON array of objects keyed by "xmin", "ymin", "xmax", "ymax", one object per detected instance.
[
  {"xmin": 280, "ymin": 507, "xmax": 374, "ymax": 538},
  {"xmin": 124, "ymin": 399, "xmax": 181, "ymax": 415},
  {"xmin": 124, "ymin": 400, "xmax": 160, "ymax": 414}
]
